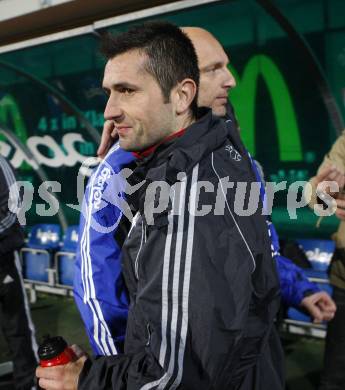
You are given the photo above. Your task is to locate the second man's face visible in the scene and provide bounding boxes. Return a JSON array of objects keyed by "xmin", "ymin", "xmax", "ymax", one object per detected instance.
[
  {"xmin": 196, "ymin": 41, "xmax": 236, "ymax": 117},
  {"xmin": 102, "ymin": 50, "xmax": 176, "ymax": 152}
]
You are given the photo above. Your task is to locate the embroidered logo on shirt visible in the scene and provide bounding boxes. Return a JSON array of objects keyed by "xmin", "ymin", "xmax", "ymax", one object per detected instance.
[
  {"xmin": 3, "ymin": 275, "xmax": 14, "ymax": 284},
  {"xmin": 92, "ymin": 167, "xmax": 112, "ymax": 210},
  {"xmin": 225, "ymin": 145, "xmax": 242, "ymax": 161}
]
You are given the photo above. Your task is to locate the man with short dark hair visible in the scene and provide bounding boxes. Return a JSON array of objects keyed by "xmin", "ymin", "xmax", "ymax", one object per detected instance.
[
  {"xmin": 0, "ymin": 155, "xmax": 38, "ymax": 390},
  {"xmin": 37, "ymin": 21, "xmax": 283, "ymax": 390},
  {"xmin": 74, "ymin": 27, "xmax": 336, "ymax": 355}
]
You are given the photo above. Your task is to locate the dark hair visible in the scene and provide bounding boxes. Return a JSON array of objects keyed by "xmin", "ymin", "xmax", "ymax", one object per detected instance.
[{"xmin": 101, "ymin": 21, "xmax": 199, "ymax": 117}]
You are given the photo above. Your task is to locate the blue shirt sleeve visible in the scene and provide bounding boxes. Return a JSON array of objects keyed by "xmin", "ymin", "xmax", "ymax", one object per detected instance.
[
  {"xmin": 74, "ymin": 144, "xmax": 135, "ymax": 356},
  {"xmin": 250, "ymin": 158, "xmax": 320, "ymax": 308},
  {"xmin": 275, "ymin": 254, "xmax": 320, "ymax": 308}
]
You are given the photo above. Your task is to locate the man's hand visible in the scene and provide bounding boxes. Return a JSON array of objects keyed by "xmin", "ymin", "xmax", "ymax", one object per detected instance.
[
  {"xmin": 313, "ymin": 164, "xmax": 345, "ymax": 220},
  {"xmin": 36, "ymin": 345, "xmax": 88, "ymax": 390},
  {"xmin": 300, "ymin": 291, "xmax": 336, "ymax": 323},
  {"xmin": 315, "ymin": 164, "xmax": 345, "ymax": 197},
  {"xmin": 334, "ymin": 193, "xmax": 345, "ymax": 220},
  {"xmin": 97, "ymin": 120, "xmax": 118, "ymax": 158},
  {"xmin": 314, "ymin": 165, "xmax": 345, "ymax": 199}
]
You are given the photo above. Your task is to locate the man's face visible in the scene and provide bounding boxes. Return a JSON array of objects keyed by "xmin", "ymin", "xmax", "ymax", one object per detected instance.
[
  {"xmin": 190, "ymin": 32, "xmax": 236, "ymax": 116},
  {"xmin": 102, "ymin": 50, "xmax": 176, "ymax": 151}
]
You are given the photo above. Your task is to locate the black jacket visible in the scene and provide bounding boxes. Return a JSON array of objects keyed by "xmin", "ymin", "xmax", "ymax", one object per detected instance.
[
  {"xmin": 0, "ymin": 156, "xmax": 24, "ymax": 258},
  {"xmin": 79, "ymin": 109, "xmax": 284, "ymax": 390}
]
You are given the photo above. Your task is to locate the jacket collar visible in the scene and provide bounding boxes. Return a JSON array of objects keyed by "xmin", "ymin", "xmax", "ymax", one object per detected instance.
[
  {"xmin": 132, "ymin": 128, "xmax": 186, "ymax": 160},
  {"xmin": 126, "ymin": 108, "xmax": 230, "ymax": 214},
  {"xmin": 137, "ymin": 107, "xmax": 229, "ymax": 184}
]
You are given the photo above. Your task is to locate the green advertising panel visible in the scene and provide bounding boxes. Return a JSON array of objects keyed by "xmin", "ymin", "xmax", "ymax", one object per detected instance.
[{"xmin": 0, "ymin": 0, "xmax": 344, "ymax": 238}]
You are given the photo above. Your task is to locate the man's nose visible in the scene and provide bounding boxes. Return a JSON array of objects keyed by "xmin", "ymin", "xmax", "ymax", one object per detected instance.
[
  {"xmin": 104, "ymin": 96, "xmax": 124, "ymax": 121},
  {"xmin": 224, "ymin": 67, "xmax": 237, "ymax": 90}
]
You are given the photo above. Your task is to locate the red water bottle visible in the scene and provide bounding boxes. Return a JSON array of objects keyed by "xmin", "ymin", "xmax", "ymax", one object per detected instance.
[{"xmin": 38, "ymin": 335, "xmax": 77, "ymax": 367}]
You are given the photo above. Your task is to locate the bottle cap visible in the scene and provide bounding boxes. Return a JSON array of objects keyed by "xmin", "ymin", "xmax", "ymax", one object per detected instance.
[{"xmin": 38, "ymin": 335, "xmax": 68, "ymax": 360}]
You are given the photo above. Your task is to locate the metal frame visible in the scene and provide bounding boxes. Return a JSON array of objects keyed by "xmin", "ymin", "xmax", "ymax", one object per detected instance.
[
  {"xmin": 24, "ymin": 281, "xmax": 73, "ymax": 304},
  {"xmin": 308, "ymin": 277, "xmax": 330, "ymax": 284},
  {"xmin": 0, "ymin": 0, "xmax": 222, "ymax": 54},
  {"xmin": 94, "ymin": 0, "xmax": 223, "ymax": 30},
  {"xmin": 0, "ymin": 25, "xmax": 95, "ymax": 54},
  {"xmin": 0, "ymin": 126, "xmax": 69, "ymax": 230},
  {"xmin": 282, "ymin": 319, "xmax": 327, "ymax": 339},
  {"xmin": 256, "ymin": 0, "xmax": 344, "ymax": 133}
]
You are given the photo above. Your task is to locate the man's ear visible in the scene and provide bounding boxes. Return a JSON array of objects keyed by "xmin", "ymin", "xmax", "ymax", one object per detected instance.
[{"xmin": 172, "ymin": 79, "xmax": 197, "ymax": 115}]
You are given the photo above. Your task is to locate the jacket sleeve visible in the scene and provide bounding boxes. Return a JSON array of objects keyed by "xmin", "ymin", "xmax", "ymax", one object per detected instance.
[
  {"xmin": 79, "ymin": 163, "xmax": 280, "ymax": 389},
  {"xmin": 78, "ymin": 350, "xmax": 163, "ymax": 390},
  {"xmin": 249, "ymin": 157, "xmax": 319, "ymax": 307},
  {"xmin": 275, "ymin": 254, "xmax": 320, "ymax": 308},
  {"xmin": 267, "ymin": 220, "xmax": 320, "ymax": 307},
  {"xmin": 0, "ymin": 157, "xmax": 24, "ymax": 255},
  {"xmin": 0, "ymin": 156, "xmax": 20, "ymax": 236},
  {"xmin": 73, "ymin": 147, "xmax": 134, "ymax": 356}
]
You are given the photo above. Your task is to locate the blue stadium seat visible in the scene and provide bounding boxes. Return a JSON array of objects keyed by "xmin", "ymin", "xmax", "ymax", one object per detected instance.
[
  {"xmin": 55, "ymin": 225, "xmax": 79, "ymax": 287},
  {"xmin": 21, "ymin": 224, "xmax": 61, "ymax": 284},
  {"xmin": 296, "ymin": 238, "xmax": 335, "ymax": 272}
]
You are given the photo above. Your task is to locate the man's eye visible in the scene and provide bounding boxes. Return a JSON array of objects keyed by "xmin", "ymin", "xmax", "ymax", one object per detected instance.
[{"xmin": 121, "ymin": 88, "xmax": 134, "ymax": 95}]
